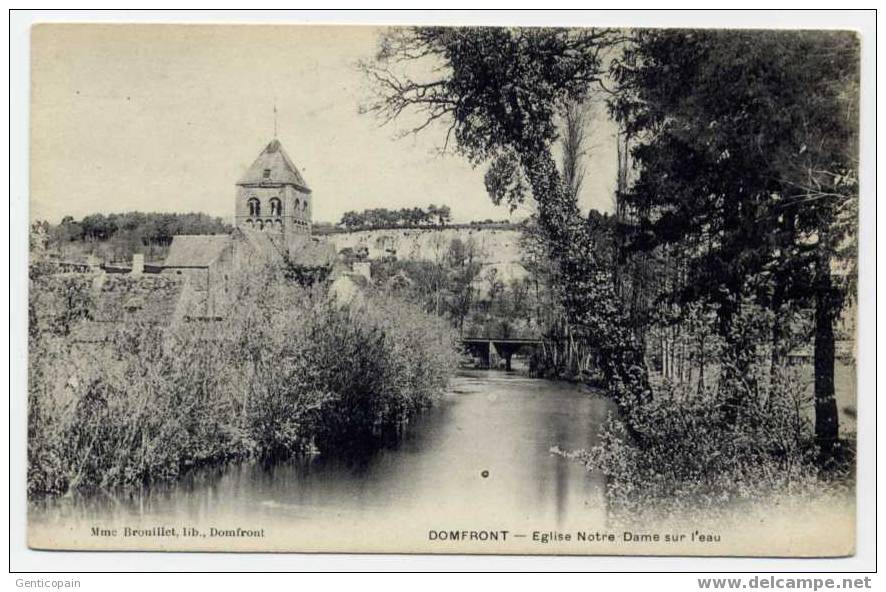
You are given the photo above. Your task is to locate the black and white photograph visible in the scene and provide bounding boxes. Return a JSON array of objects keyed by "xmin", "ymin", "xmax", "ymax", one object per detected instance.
[{"xmin": 19, "ymin": 16, "xmax": 868, "ymax": 559}]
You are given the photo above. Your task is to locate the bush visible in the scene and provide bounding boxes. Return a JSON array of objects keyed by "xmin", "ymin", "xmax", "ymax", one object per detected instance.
[
  {"xmin": 569, "ymin": 365, "xmax": 852, "ymax": 523},
  {"xmin": 300, "ymin": 300, "xmax": 459, "ymax": 452},
  {"xmin": 27, "ymin": 267, "xmax": 460, "ymax": 497}
]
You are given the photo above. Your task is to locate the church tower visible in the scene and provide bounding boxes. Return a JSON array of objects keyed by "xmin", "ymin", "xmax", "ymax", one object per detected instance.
[{"xmin": 235, "ymin": 139, "xmax": 312, "ymax": 237}]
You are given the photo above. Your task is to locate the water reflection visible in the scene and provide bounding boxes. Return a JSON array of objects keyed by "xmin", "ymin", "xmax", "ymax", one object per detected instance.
[{"xmin": 31, "ymin": 370, "xmax": 615, "ymax": 537}]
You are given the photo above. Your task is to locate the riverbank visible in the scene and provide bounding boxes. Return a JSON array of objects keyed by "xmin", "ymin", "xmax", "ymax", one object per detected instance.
[
  {"xmin": 27, "ymin": 268, "xmax": 460, "ymax": 498},
  {"xmin": 29, "ymin": 370, "xmax": 618, "ymax": 552},
  {"xmin": 566, "ymin": 360, "xmax": 856, "ymax": 527},
  {"xmin": 529, "ymin": 332, "xmax": 856, "ymax": 525},
  {"xmin": 28, "ymin": 370, "xmax": 854, "ymax": 556}
]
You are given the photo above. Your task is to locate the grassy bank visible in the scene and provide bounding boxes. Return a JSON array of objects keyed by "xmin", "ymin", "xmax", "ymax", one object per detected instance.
[
  {"xmin": 27, "ymin": 268, "xmax": 460, "ymax": 497},
  {"xmin": 566, "ymin": 355, "xmax": 855, "ymax": 523}
]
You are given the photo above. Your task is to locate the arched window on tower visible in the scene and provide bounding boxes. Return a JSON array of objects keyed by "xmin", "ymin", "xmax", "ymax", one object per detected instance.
[
  {"xmin": 247, "ymin": 197, "xmax": 261, "ymax": 217},
  {"xmin": 302, "ymin": 198, "xmax": 309, "ymax": 211},
  {"xmin": 269, "ymin": 197, "xmax": 282, "ymax": 216}
]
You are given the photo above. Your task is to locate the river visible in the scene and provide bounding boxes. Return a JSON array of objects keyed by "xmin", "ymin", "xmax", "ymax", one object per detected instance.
[{"xmin": 29, "ymin": 370, "xmax": 616, "ymax": 552}]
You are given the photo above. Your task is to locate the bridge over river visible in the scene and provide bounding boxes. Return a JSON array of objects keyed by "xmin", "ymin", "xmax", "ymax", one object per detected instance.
[{"xmin": 461, "ymin": 335, "xmax": 542, "ymax": 371}]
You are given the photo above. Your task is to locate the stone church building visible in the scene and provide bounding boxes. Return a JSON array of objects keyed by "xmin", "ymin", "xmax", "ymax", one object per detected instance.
[
  {"xmin": 162, "ymin": 139, "xmax": 335, "ymax": 319},
  {"xmin": 64, "ymin": 138, "xmax": 363, "ymax": 344}
]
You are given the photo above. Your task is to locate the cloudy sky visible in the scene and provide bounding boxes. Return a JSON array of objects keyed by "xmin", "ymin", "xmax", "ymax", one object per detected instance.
[{"xmin": 30, "ymin": 24, "xmax": 618, "ymax": 225}]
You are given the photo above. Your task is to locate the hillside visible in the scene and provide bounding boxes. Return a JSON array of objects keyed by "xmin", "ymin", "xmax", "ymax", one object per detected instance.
[{"xmin": 326, "ymin": 226, "xmax": 525, "ymax": 264}]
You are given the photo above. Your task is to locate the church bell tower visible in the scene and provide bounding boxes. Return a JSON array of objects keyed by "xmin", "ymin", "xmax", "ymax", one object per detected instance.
[{"xmin": 235, "ymin": 139, "xmax": 312, "ymax": 238}]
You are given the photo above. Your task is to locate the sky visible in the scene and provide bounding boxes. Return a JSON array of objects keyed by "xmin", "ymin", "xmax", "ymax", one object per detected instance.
[{"xmin": 30, "ymin": 24, "xmax": 619, "ymax": 225}]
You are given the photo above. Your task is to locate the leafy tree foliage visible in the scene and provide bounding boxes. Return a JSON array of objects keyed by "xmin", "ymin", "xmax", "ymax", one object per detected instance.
[
  {"xmin": 612, "ymin": 29, "xmax": 859, "ymax": 453},
  {"xmin": 362, "ymin": 27, "xmax": 644, "ymax": 386},
  {"xmin": 371, "ymin": 237, "xmax": 483, "ymax": 333},
  {"xmin": 52, "ymin": 211, "xmax": 231, "ymax": 244},
  {"xmin": 484, "ymin": 149, "xmax": 530, "ymax": 213},
  {"xmin": 339, "ymin": 204, "xmax": 452, "ymax": 230},
  {"xmin": 363, "ymin": 26, "xmax": 859, "ymax": 458},
  {"xmin": 39, "ymin": 212, "xmax": 232, "ymax": 262}
]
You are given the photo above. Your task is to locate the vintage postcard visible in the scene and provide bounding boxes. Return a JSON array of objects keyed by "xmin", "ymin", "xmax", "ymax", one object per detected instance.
[{"xmin": 27, "ymin": 23, "xmax": 860, "ymax": 556}]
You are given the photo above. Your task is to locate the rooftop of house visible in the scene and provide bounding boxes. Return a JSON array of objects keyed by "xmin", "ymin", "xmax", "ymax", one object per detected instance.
[
  {"xmin": 68, "ymin": 274, "xmax": 186, "ymax": 343},
  {"xmin": 92, "ymin": 274, "xmax": 185, "ymax": 323},
  {"xmin": 163, "ymin": 228, "xmax": 335, "ymax": 271},
  {"xmin": 163, "ymin": 235, "xmax": 232, "ymax": 268},
  {"xmin": 235, "ymin": 226, "xmax": 286, "ymax": 262}
]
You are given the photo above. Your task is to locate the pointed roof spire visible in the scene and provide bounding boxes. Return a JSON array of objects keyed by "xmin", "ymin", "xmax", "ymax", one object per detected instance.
[{"xmin": 237, "ymin": 139, "xmax": 311, "ymax": 192}]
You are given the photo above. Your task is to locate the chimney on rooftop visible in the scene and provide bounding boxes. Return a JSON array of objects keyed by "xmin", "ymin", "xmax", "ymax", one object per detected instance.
[{"xmin": 131, "ymin": 253, "xmax": 144, "ymax": 276}]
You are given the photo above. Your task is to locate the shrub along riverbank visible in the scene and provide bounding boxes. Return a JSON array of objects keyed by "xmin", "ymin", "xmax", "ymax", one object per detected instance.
[
  {"xmin": 572, "ymin": 373, "xmax": 853, "ymax": 523},
  {"xmin": 558, "ymin": 311, "xmax": 856, "ymax": 523},
  {"xmin": 27, "ymin": 267, "xmax": 460, "ymax": 497}
]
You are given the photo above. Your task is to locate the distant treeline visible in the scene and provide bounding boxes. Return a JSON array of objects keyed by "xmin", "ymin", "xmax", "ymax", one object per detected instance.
[
  {"xmin": 314, "ymin": 218, "xmax": 518, "ymax": 236},
  {"xmin": 326, "ymin": 203, "xmax": 515, "ymax": 233},
  {"xmin": 42, "ymin": 212, "xmax": 232, "ymax": 245},
  {"xmin": 31, "ymin": 210, "xmax": 518, "ymax": 260},
  {"xmin": 338, "ymin": 204, "xmax": 453, "ymax": 230},
  {"xmin": 32, "ymin": 212, "xmax": 232, "ymax": 263}
]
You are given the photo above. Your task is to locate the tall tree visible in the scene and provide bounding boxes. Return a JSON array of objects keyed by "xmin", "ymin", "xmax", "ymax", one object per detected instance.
[
  {"xmin": 612, "ymin": 29, "xmax": 859, "ymax": 453},
  {"xmin": 560, "ymin": 100, "xmax": 590, "ymax": 202},
  {"xmin": 362, "ymin": 27, "xmax": 645, "ymax": 387}
]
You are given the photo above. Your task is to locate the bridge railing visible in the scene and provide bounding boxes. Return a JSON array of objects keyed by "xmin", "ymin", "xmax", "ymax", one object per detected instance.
[{"xmin": 459, "ymin": 325, "xmax": 542, "ymax": 342}]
